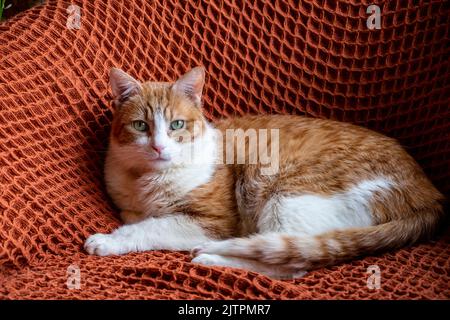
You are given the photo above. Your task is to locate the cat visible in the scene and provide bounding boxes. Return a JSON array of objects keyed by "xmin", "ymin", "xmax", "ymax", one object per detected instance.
[{"xmin": 84, "ymin": 66, "xmax": 444, "ymax": 279}]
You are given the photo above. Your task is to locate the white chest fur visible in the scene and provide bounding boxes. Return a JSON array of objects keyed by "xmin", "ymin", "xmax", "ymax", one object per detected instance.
[{"xmin": 104, "ymin": 124, "xmax": 218, "ymax": 218}]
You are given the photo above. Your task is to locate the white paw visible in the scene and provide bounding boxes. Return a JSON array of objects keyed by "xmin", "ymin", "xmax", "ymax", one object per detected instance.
[
  {"xmin": 191, "ymin": 243, "xmax": 209, "ymax": 256},
  {"xmin": 192, "ymin": 241, "xmax": 223, "ymax": 256},
  {"xmin": 191, "ymin": 253, "xmax": 230, "ymax": 267},
  {"xmin": 84, "ymin": 233, "xmax": 124, "ymax": 256}
]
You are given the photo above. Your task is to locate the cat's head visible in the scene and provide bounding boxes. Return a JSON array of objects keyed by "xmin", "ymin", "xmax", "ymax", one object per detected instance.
[{"xmin": 108, "ymin": 66, "xmax": 213, "ymax": 171}]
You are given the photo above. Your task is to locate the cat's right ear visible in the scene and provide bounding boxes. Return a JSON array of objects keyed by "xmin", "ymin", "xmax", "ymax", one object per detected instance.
[{"xmin": 109, "ymin": 68, "xmax": 142, "ymax": 109}]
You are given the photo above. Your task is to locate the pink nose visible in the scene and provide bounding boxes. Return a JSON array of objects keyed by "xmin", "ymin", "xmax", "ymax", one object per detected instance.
[{"xmin": 151, "ymin": 144, "xmax": 165, "ymax": 154}]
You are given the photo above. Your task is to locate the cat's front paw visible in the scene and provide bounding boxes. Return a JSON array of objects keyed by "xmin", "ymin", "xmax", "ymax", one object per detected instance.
[
  {"xmin": 191, "ymin": 241, "xmax": 218, "ymax": 256},
  {"xmin": 84, "ymin": 233, "xmax": 124, "ymax": 256}
]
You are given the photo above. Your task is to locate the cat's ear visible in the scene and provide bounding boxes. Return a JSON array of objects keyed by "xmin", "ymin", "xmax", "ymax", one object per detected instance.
[
  {"xmin": 172, "ymin": 66, "xmax": 205, "ymax": 107},
  {"xmin": 109, "ymin": 68, "xmax": 142, "ymax": 108}
]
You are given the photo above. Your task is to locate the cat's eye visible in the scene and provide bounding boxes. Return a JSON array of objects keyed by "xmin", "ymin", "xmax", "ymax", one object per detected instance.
[
  {"xmin": 132, "ymin": 120, "xmax": 148, "ymax": 132},
  {"xmin": 170, "ymin": 120, "xmax": 185, "ymax": 130}
]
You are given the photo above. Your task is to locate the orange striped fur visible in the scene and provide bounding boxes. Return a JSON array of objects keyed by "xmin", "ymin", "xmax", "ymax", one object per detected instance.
[{"xmin": 84, "ymin": 67, "xmax": 444, "ymax": 279}]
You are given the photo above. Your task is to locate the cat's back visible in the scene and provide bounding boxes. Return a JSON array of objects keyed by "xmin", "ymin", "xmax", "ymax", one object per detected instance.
[{"xmin": 213, "ymin": 114, "xmax": 442, "ymax": 203}]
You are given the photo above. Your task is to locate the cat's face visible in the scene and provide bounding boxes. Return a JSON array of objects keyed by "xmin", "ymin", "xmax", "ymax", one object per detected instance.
[{"xmin": 109, "ymin": 67, "xmax": 208, "ymax": 171}]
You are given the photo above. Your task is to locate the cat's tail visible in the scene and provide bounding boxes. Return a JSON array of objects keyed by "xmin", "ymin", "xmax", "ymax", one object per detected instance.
[{"xmin": 193, "ymin": 206, "xmax": 443, "ymax": 270}]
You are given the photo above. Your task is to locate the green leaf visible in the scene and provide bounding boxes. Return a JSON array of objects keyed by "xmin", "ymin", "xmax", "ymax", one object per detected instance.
[{"xmin": 0, "ymin": 0, "xmax": 4, "ymax": 22}]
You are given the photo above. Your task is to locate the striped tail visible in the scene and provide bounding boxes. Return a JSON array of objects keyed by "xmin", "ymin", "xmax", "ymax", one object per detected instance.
[{"xmin": 194, "ymin": 207, "xmax": 443, "ymax": 270}]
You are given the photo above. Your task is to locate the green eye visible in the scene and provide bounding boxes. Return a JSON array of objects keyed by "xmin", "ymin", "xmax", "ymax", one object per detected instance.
[
  {"xmin": 132, "ymin": 120, "xmax": 148, "ymax": 132},
  {"xmin": 170, "ymin": 120, "xmax": 185, "ymax": 130}
]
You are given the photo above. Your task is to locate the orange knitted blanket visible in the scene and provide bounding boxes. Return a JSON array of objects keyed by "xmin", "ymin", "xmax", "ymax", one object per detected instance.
[{"xmin": 0, "ymin": 0, "xmax": 448, "ymax": 299}]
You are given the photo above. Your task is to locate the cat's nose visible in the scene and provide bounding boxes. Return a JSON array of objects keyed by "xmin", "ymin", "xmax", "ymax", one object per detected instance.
[{"xmin": 151, "ymin": 144, "xmax": 165, "ymax": 154}]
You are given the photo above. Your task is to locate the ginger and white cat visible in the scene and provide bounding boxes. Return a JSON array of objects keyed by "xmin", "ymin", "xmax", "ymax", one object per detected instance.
[{"xmin": 84, "ymin": 66, "xmax": 444, "ymax": 278}]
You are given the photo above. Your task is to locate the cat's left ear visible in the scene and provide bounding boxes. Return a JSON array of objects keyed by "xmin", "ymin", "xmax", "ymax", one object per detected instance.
[
  {"xmin": 172, "ymin": 66, "xmax": 205, "ymax": 107},
  {"xmin": 109, "ymin": 68, "xmax": 142, "ymax": 109}
]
